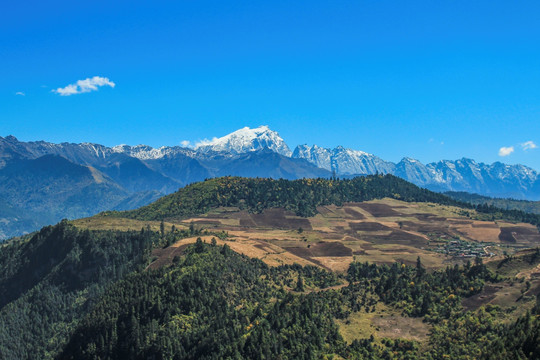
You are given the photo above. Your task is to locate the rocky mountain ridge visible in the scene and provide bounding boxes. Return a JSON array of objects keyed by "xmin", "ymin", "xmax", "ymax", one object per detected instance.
[
  {"xmin": 0, "ymin": 130, "xmax": 328, "ymax": 239},
  {"xmin": 1, "ymin": 126, "xmax": 538, "ymax": 239},
  {"xmin": 108, "ymin": 126, "xmax": 540, "ymax": 200}
]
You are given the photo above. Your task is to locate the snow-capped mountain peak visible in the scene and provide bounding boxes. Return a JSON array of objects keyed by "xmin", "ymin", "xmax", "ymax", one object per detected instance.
[
  {"xmin": 195, "ymin": 125, "xmax": 292, "ymax": 156},
  {"xmin": 1, "ymin": 128, "xmax": 539, "ymax": 200}
]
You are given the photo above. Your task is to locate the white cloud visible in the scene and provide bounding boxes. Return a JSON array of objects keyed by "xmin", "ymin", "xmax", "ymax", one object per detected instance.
[
  {"xmin": 52, "ymin": 76, "xmax": 115, "ymax": 96},
  {"xmin": 180, "ymin": 140, "xmax": 191, "ymax": 147},
  {"xmin": 521, "ymin": 141, "xmax": 537, "ymax": 151},
  {"xmin": 15, "ymin": 91, "xmax": 25, "ymax": 96},
  {"xmin": 194, "ymin": 137, "xmax": 218, "ymax": 148},
  {"xmin": 498, "ymin": 146, "xmax": 514, "ymax": 157}
]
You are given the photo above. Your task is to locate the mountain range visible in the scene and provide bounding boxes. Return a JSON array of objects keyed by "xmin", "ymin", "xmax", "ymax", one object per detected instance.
[{"xmin": 1, "ymin": 125, "xmax": 539, "ymax": 239}]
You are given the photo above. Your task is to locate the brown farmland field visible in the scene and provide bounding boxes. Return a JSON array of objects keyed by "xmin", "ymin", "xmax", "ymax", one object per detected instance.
[{"xmin": 74, "ymin": 198, "xmax": 540, "ymax": 272}]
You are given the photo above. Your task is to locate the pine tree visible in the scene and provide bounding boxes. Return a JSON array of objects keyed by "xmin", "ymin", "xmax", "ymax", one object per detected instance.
[{"xmin": 295, "ymin": 276, "xmax": 305, "ymax": 292}]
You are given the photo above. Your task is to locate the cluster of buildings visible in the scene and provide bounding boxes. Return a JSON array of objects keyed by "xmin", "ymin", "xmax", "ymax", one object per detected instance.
[{"xmin": 433, "ymin": 239, "xmax": 495, "ymax": 258}]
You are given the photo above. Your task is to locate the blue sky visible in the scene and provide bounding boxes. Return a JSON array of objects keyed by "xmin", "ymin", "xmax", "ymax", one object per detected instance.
[{"xmin": 1, "ymin": 0, "xmax": 539, "ymax": 169}]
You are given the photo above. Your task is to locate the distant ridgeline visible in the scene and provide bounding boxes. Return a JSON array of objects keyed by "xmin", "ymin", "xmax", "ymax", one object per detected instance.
[
  {"xmin": 445, "ymin": 191, "xmax": 540, "ymax": 215},
  {"xmin": 2, "ymin": 129, "xmax": 539, "ymax": 239},
  {"xmin": 111, "ymin": 175, "xmax": 540, "ymax": 228}
]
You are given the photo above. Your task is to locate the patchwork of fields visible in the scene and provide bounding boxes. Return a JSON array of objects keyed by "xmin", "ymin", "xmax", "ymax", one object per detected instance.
[
  {"xmin": 71, "ymin": 198, "xmax": 540, "ymax": 344},
  {"xmin": 74, "ymin": 198, "xmax": 540, "ymax": 272}
]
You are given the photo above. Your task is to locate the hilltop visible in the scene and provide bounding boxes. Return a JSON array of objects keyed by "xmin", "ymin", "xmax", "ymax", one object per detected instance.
[
  {"xmin": 79, "ymin": 176, "xmax": 539, "ymax": 272},
  {"xmin": 115, "ymin": 174, "xmax": 465, "ymax": 220}
]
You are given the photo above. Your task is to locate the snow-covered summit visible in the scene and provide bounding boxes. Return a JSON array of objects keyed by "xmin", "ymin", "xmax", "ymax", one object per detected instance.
[
  {"xmin": 195, "ymin": 125, "xmax": 292, "ymax": 156},
  {"xmin": 1, "ymin": 127, "xmax": 539, "ymax": 199},
  {"xmin": 110, "ymin": 125, "xmax": 291, "ymax": 159}
]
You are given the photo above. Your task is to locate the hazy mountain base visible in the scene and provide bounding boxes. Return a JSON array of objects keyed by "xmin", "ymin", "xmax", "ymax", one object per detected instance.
[
  {"xmin": 0, "ymin": 135, "xmax": 332, "ymax": 239},
  {"xmin": 0, "ymin": 198, "xmax": 47, "ymax": 240},
  {"xmin": 0, "ymin": 155, "xmax": 123, "ymax": 240}
]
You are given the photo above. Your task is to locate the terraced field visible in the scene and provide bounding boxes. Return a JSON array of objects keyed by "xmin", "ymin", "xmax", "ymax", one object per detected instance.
[
  {"xmin": 74, "ymin": 198, "xmax": 540, "ymax": 272},
  {"xmin": 68, "ymin": 197, "xmax": 540, "ymax": 350}
]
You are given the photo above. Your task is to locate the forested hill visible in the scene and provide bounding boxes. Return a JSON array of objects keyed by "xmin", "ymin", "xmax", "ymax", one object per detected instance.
[
  {"xmin": 113, "ymin": 175, "xmax": 540, "ymax": 228},
  {"xmin": 2, "ymin": 176, "xmax": 540, "ymax": 358},
  {"xmin": 0, "ymin": 222, "xmax": 158, "ymax": 359},
  {"xmin": 116, "ymin": 175, "xmax": 468, "ymax": 221},
  {"xmin": 445, "ymin": 191, "xmax": 540, "ymax": 215}
]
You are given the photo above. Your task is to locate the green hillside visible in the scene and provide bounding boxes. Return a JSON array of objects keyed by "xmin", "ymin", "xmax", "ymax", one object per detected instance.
[
  {"xmin": 2, "ymin": 176, "xmax": 540, "ymax": 359},
  {"xmin": 0, "ymin": 222, "xmax": 157, "ymax": 359},
  {"xmin": 112, "ymin": 175, "xmax": 540, "ymax": 229},
  {"xmin": 446, "ymin": 191, "xmax": 540, "ymax": 215},
  {"xmin": 116, "ymin": 175, "xmax": 467, "ymax": 220}
]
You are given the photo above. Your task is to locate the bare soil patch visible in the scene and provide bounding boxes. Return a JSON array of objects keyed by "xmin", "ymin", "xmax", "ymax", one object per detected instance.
[
  {"xmin": 353, "ymin": 250, "xmax": 368, "ymax": 255},
  {"xmin": 238, "ymin": 215, "xmax": 257, "ymax": 227},
  {"xmin": 312, "ymin": 242, "xmax": 352, "ymax": 257},
  {"xmin": 511, "ymin": 227, "xmax": 540, "ymax": 246},
  {"xmin": 379, "ymin": 248, "xmax": 416, "ymax": 253},
  {"xmin": 499, "ymin": 227, "xmax": 519, "ymax": 243},
  {"xmin": 472, "ymin": 222, "xmax": 499, "ymax": 228},
  {"xmin": 457, "ymin": 223, "xmax": 502, "ymax": 243},
  {"xmin": 190, "ymin": 219, "xmax": 222, "ymax": 225},
  {"xmin": 364, "ymin": 230, "xmax": 428, "ymax": 247},
  {"xmin": 337, "ymin": 303, "xmax": 430, "ymax": 344},
  {"xmin": 372, "ymin": 314, "xmax": 430, "ymax": 342},
  {"xmin": 411, "ymin": 213, "xmax": 447, "ymax": 222},
  {"xmin": 344, "ymin": 207, "xmax": 366, "ymax": 219},
  {"xmin": 449, "ymin": 219, "xmax": 474, "ymax": 225},
  {"xmin": 349, "ymin": 222, "xmax": 393, "ymax": 232},
  {"xmin": 285, "ymin": 241, "xmax": 352, "ymax": 258},
  {"xmin": 148, "ymin": 244, "xmax": 190, "ymax": 269},
  {"xmin": 400, "ymin": 221, "xmax": 450, "ymax": 234},
  {"xmin": 311, "ymin": 256, "xmax": 353, "ymax": 272},
  {"xmin": 238, "ymin": 208, "xmax": 313, "ymax": 230},
  {"xmin": 319, "ymin": 232, "xmax": 345, "ymax": 240},
  {"xmin": 355, "ymin": 203, "xmax": 403, "ymax": 217}
]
